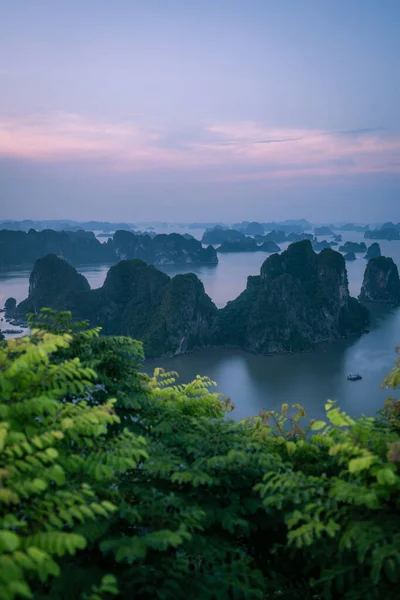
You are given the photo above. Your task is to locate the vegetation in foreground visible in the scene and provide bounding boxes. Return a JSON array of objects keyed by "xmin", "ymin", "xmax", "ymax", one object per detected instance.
[{"xmin": 0, "ymin": 308, "xmax": 399, "ymax": 600}]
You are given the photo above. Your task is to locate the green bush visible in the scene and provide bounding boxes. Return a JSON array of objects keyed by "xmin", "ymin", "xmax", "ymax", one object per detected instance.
[{"xmin": 0, "ymin": 309, "xmax": 399, "ymax": 599}]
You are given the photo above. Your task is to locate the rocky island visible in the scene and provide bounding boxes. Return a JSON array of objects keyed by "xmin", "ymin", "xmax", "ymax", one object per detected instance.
[
  {"xmin": 218, "ymin": 240, "xmax": 369, "ymax": 353},
  {"xmin": 217, "ymin": 239, "xmax": 259, "ymax": 253},
  {"xmin": 263, "ymin": 230, "xmax": 287, "ymax": 244},
  {"xmin": 364, "ymin": 243, "xmax": 381, "ymax": 259},
  {"xmin": 338, "ymin": 223, "xmax": 369, "ymax": 232},
  {"xmin": 365, "ymin": 223, "xmax": 400, "ymax": 240},
  {"xmin": 16, "ymin": 241, "xmax": 369, "ymax": 358},
  {"xmin": 339, "ymin": 241, "xmax": 367, "ymax": 253},
  {"xmin": 314, "ymin": 226, "xmax": 334, "ymax": 236},
  {"xmin": 201, "ymin": 228, "xmax": 246, "ymax": 245},
  {"xmin": 4, "ymin": 297, "xmax": 17, "ymax": 318},
  {"xmin": 232, "ymin": 221, "xmax": 265, "ymax": 235},
  {"xmin": 344, "ymin": 252, "xmax": 356, "ymax": 261},
  {"xmin": 359, "ymin": 257, "xmax": 400, "ymax": 304},
  {"xmin": 0, "ymin": 229, "xmax": 218, "ymax": 268},
  {"xmin": 112, "ymin": 231, "xmax": 217, "ymax": 265},
  {"xmin": 17, "ymin": 254, "xmax": 219, "ymax": 358}
]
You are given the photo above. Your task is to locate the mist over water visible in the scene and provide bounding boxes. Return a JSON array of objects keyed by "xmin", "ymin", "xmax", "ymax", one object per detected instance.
[{"xmin": 1, "ymin": 227, "xmax": 399, "ymax": 421}]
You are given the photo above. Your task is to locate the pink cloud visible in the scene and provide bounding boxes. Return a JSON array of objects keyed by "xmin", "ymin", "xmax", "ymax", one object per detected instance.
[{"xmin": 0, "ymin": 113, "xmax": 399, "ymax": 181}]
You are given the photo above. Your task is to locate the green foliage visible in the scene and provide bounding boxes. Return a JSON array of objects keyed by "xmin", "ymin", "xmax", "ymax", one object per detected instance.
[
  {"xmin": 0, "ymin": 324, "xmax": 146, "ymax": 599},
  {"xmin": 1, "ymin": 308, "xmax": 400, "ymax": 599}
]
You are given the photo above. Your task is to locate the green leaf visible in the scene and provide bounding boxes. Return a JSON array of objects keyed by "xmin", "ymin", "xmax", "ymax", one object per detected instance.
[
  {"xmin": 32, "ymin": 478, "xmax": 47, "ymax": 492},
  {"xmin": 376, "ymin": 467, "xmax": 397, "ymax": 486},
  {"xmin": 0, "ymin": 531, "xmax": 20, "ymax": 553},
  {"xmin": 47, "ymin": 465, "xmax": 65, "ymax": 485},
  {"xmin": 327, "ymin": 408, "xmax": 355, "ymax": 427},
  {"xmin": 285, "ymin": 441, "xmax": 296, "ymax": 455},
  {"xmin": 310, "ymin": 420, "xmax": 326, "ymax": 431},
  {"xmin": 348, "ymin": 455, "xmax": 376, "ymax": 473},
  {"xmin": 0, "ymin": 425, "xmax": 8, "ymax": 453},
  {"xmin": 8, "ymin": 581, "xmax": 33, "ymax": 599}
]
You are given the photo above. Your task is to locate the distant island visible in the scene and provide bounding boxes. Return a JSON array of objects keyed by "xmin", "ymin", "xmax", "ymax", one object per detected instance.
[
  {"xmin": 232, "ymin": 221, "xmax": 265, "ymax": 235},
  {"xmin": 202, "ymin": 225, "xmax": 318, "ymax": 248},
  {"xmin": 336, "ymin": 223, "xmax": 370, "ymax": 232},
  {"xmin": 314, "ymin": 226, "xmax": 334, "ymax": 236},
  {"xmin": 0, "ymin": 229, "xmax": 217, "ymax": 268},
  {"xmin": 16, "ymin": 240, "xmax": 370, "ymax": 358},
  {"xmin": 0, "ymin": 219, "xmax": 136, "ymax": 232},
  {"xmin": 365, "ymin": 222, "xmax": 400, "ymax": 240},
  {"xmin": 339, "ymin": 241, "xmax": 367, "ymax": 253},
  {"xmin": 364, "ymin": 243, "xmax": 381, "ymax": 260},
  {"xmin": 217, "ymin": 239, "xmax": 280, "ymax": 253},
  {"xmin": 202, "ymin": 228, "xmax": 246, "ymax": 245},
  {"xmin": 313, "ymin": 240, "xmax": 334, "ymax": 252}
]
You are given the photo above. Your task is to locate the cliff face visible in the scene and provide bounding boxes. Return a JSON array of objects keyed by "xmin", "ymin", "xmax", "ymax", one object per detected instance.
[
  {"xmin": 17, "ymin": 256, "xmax": 218, "ymax": 358},
  {"xmin": 153, "ymin": 274, "xmax": 219, "ymax": 356},
  {"xmin": 359, "ymin": 257, "xmax": 400, "ymax": 304},
  {"xmin": 218, "ymin": 241, "xmax": 369, "ymax": 353}
]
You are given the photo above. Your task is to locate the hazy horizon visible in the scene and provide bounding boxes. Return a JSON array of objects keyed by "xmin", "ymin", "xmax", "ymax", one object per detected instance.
[{"xmin": 1, "ymin": 1, "xmax": 400, "ymax": 222}]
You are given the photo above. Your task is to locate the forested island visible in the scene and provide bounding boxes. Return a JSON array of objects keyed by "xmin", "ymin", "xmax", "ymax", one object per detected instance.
[
  {"xmin": 0, "ymin": 229, "xmax": 218, "ymax": 268},
  {"xmin": 15, "ymin": 240, "xmax": 370, "ymax": 358}
]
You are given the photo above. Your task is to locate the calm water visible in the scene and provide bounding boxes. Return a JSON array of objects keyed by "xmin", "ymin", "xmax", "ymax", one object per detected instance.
[{"xmin": 1, "ymin": 229, "xmax": 399, "ymax": 421}]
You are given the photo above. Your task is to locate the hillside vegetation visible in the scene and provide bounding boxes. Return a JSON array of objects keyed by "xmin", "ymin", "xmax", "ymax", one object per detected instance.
[{"xmin": 0, "ymin": 309, "xmax": 399, "ymax": 599}]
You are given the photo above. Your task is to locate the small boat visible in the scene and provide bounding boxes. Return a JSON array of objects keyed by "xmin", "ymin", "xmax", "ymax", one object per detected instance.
[{"xmin": 347, "ymin": 373, "xmax": 362, "ymax": 381}]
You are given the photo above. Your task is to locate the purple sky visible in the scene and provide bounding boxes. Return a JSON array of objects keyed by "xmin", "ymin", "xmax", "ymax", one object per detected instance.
[{"xmin": 1, "ymin": 0, "xmax": 400, "ymax": 223}]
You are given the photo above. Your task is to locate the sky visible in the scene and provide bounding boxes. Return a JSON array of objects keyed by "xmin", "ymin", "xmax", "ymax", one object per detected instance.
[{"xmin": 1, "ymin": 0, "xmax": 400, "ymax": 223}]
